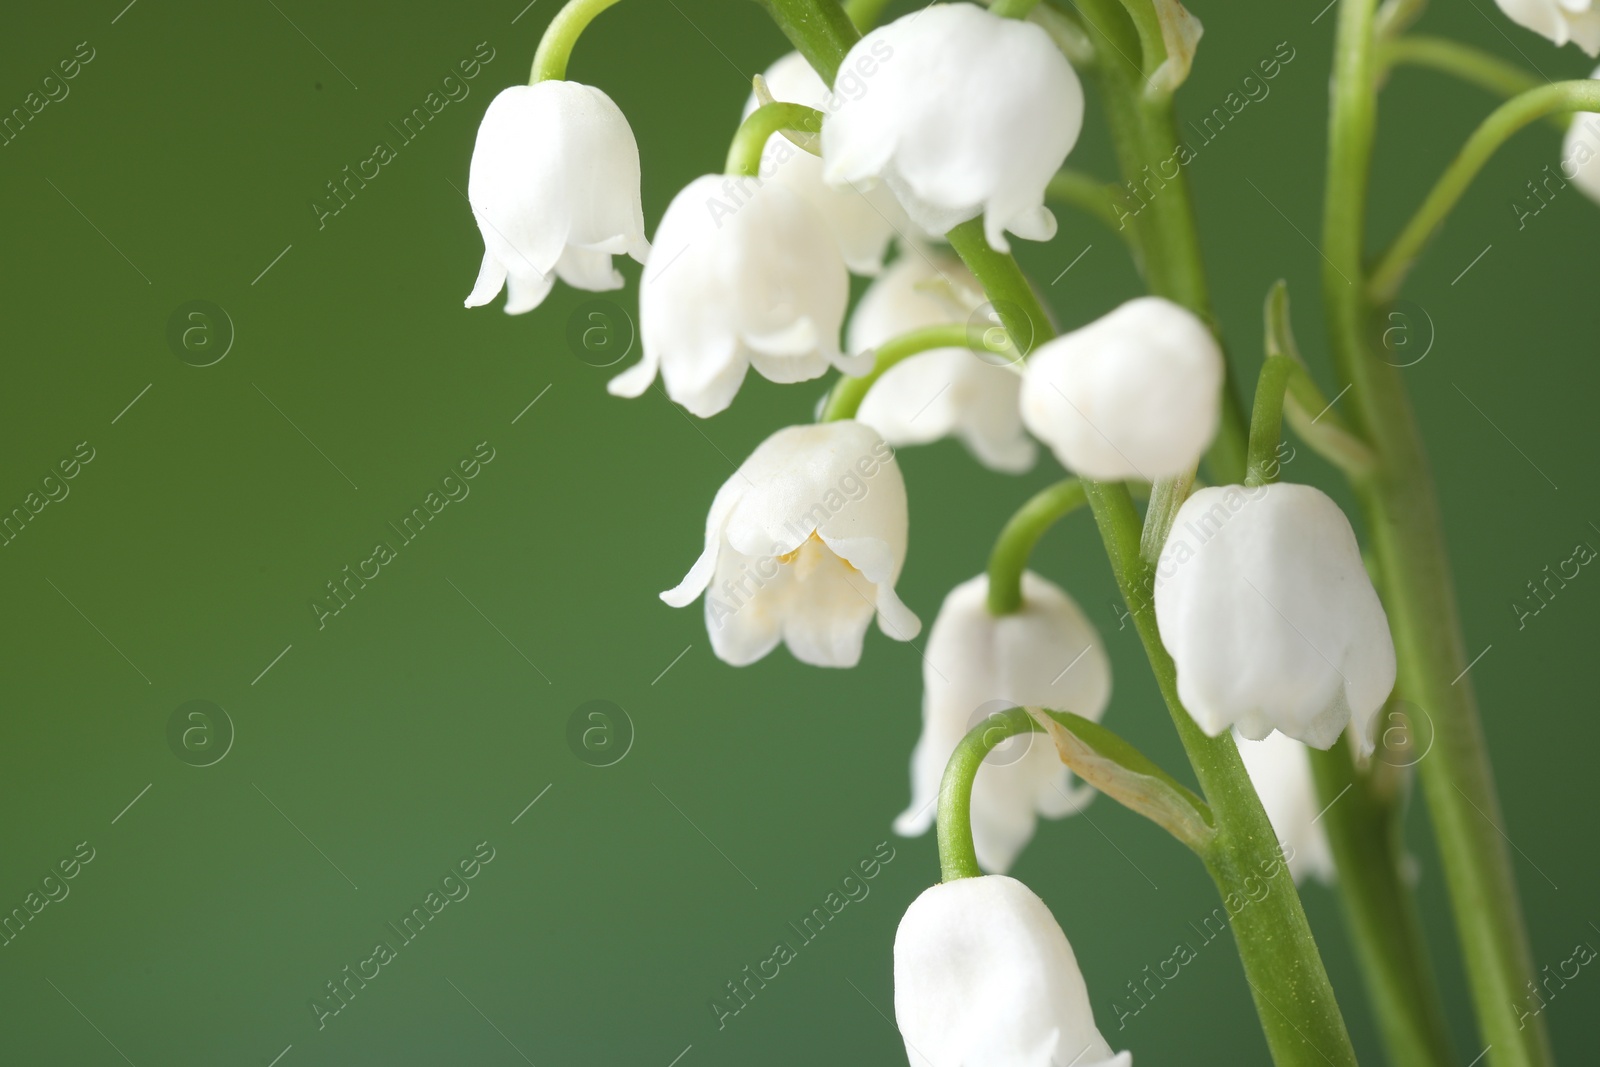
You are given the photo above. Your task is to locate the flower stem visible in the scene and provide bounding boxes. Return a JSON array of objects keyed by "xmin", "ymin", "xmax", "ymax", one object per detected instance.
[
  {"xmin": 1046, "ymin": 169, "xmax": 1140, "ymax": 244},
  {"xmin": 1323, "ymin": 2, "xmax": 1552, "ymax": 1063},
  {"xmin": 986, "ymin": 479, "xmax": 1088, "ymax": 614},
  {"xmin": 1246, "ymin": 355, "xmax": 1296, "ymax": 488},
  {"xmin": 758, "ymin": 0, "xmax": 861, "ymax": 84},
  {"xmin": 530, "ymin": 0, "xmax": 625, "ymax": 83},
  {"xmin": 1309, "ymin": 743, "xmax": 1456, "ymax": 1067},
  {"xmin": 819, "ymin": 324, "xmax": 982, "ymax": 422},
  {"xmin": 725, "ymin": 102, "xmax": 823, "ymax": 177},
  {"xmin": 1084, "ymin": 481, "xmax": 1359, "ymax": 1067},
  {"xmin": 1368, "ymin": 79, "xmax": 1600, "ymax": 302},
  {"xmin": 936, "ymin": 707, "xmax": 1039, "ymax": 881},
  {"xmin": 1378, "ymin": 35, "xmax": 1549, "ymax": 106},
  {"xmin": 843, "ymin": 0, "xmax": 895, "ymax": 32}
]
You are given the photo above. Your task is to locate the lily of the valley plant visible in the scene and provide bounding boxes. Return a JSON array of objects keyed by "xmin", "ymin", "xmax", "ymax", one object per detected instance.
[{"xmin": 468, "ymin": 0, "xmax": 1595, "ymax": 1062}]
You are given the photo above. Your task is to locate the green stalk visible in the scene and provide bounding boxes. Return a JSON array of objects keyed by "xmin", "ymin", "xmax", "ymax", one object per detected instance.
[
  {"xmin": 1046, "ymin": 169, "xmax": 1138, "ymax": 240},
  {"xmin": 725, "ymin": 102, "xmax": 823, "ymax": 177},
  {"xmin": 1379, "ymin": 35, "xmax": 1545, "ymax": 101},
  {"xmin": 843, "ymin": 0, "xmax": 895, "ymax": 32},
  {"xmin": 1085, "ymin": 482, "xmax": 1357, "ymax": 1067},
  {"xmin": 1322, "ymin": 1, "xmax": 1551, "ymax": 1063},
  {"xmin": 991, "ymin": 0, "xmax": 1046, "ymax": 18},
  {"xmin": 1369, "ymin": 79, "xmax": 1600, "ymax": 302},
  {"xmin": 758, "ymin": 0, "xmax": 861, "ymax": 84},
  {"xmin": 936, "ymin": 707, "xmax": 1038, "ymax": 880},
  {"xmin": 1309, "ymin": 744, "xmax": 1456, "ymax": 1066},
  {"xmin": 530, "ymin": 0, "xmax": 625, "ymax": 83},
  {"xmin": 986, "ymin": 479, "xmax": 1088, "ymax": 614},
  {"xmin": 819, "ymin": 324, "xmax": 981, "ymax": 422}
]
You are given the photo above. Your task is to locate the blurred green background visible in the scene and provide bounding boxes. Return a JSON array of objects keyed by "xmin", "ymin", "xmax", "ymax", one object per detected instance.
[{"xmin": 0, "ymin": 0, "xmax": 1594, "ymax": 1063}]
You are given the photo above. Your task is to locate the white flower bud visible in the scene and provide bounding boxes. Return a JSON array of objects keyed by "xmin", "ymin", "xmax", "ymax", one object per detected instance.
[
  {"xmin": 465, "ymin": 83, "xmax": 649, "ymax": 314},
  {"xmin": 1494, "ymin": 0, "xmax": 1600, "ymax": 55},
  {"xmin": 896, "ymin": 572, "xmax": 1111, "ymax": 874},
  {"xmin": 1234, "ymin": 730, "xmax": 1337, "ymax": 886},
  {"xmin": 851, "ymin": 255, "xmax": 1037, "ymax": 472},
  {"xmin": 1154, "ymin": 483, "xmax": 1397, "ymax": 753},
  {"xmin": 895, "ymin": 875, "xmax": 1132, "ymax": 1067},
  {"xmin": 1020, "ymin": 297, "xmax": 1223, "ymax": 482},
  {"xmin": 608, "ymin": 175, "xmax": 863, "ymax": 418},
  {"xmin": 821, "ymin": 2, "xmax": 1084, "ymax": 252},
  {"xmin": 661, "ymin": 421, "xmax": 920, "ymax": 667}
]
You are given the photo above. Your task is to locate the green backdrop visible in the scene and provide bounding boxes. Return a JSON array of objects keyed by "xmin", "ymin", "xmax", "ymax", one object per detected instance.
[{"xmin": 1, "ymin": 1, "xmax": 1594, "ymax": 1063}]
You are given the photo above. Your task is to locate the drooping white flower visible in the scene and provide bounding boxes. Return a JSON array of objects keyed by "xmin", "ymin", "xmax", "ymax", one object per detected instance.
[
  {"xmin": 465, "ymin": 83, "xmax": 649, "ymax": 314},
  {"xmin": 1154, "ymin": 483, "xmax": 1397, "ymax": 753},
  {"xmin": 745, "ymin": 52, "xmax": 915, "ymax": 275},
  {"xmin": 1562, "ymin": 65, "xmax": 1600, "ymax": 201},
  {"xmin": 1494, "ymin": 0, "xmax": 1600, "ymax": 55},
  {"xmin": 1234, "ymin": 730, "xmax": 1337, "ymax": 886},
  {"xmin": 895, "ymin": 875, "xmax": 1132, "ymax": 1067},
  {"xmin": 895, "ymin": 573, "xmax": 1109, "ymax": 874},
  {"xmin": 1020, "ymin": 297, "xmax": 1223, "ymax": 482},
  {"xmin": 850, "ymin": 254, "xmax": 1038, "ymax": 472},
  {"xmin": 821, "ymin": 2, "xmax": 1085, "ymax": 252},
  {"xmin": 661, "ymin": 421, "xmax": 920, "ymax": 667},
  {"xmin": 608, "ymin": 174, "xmax": 862, "ymax": 418}
]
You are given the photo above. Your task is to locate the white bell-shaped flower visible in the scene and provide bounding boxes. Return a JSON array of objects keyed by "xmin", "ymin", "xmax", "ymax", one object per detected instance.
[
  {"xmin": 661, "ymin": 421, "xmax": 920, "ymax": 667},
  {"xmin": 895, "ymin": 572, "xmax": 1110, "ymax": 874},
  {"xmin": 465, "ymin": 83, "xmax": 649, "ymax": 314},
  {"xmin": 1020, "ymin": 297, "xmax": 1223, "ymax": 481},
  {"xmin": 821, "ymin": 2, "xmax": 1085, "ymax": 251},
  {"xmin": 745, "ymin": 52, "xmax": 914, "ymax": 275},
  {"xmin": 1234, "ymin": 730, "xmax": 1336, "ymax": 886},
  {"xmin": 1563, "ymin": 65, "xmax": 1600, "ymax": 201},
  {"xmin": 1154, "ymin": 483, "xmax": 1397, "ymax": 753},
  {"xmin": 851, "ymin": 255, "xmax": 1038, "ymax": 472},
  {"xmin": 895, "ymin": 875, "xmax": 1132, "ymax": 1067},
  {"xmin": 1495, "ymin": 0, "xmax": 1600, "ymax": 55},
  {"xmin": 609, "ymin": 174, "xmax": 861, "ymax": 418}
]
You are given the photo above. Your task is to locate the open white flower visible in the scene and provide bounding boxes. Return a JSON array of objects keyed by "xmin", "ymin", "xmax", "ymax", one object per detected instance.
[
  {"xmin": 661, "ymin": 421, "xmax": 920, "ymax": 667},
  {"xmin": 895, "ymin": 572, "xmax": 1110, "ymax": 874},
  {"xmin": 821, "ymin": 2, "xmax": 1084, "ymax": 252},
  {"xmin": 1020, "ymin": 297, "xmax": 1223, "ymax": 481},
  {"xmin": 1494, "ymin": 0, "xmax": 1600, "ymax": 55},
  {"xmin": 609, "ymin": 174, "xmax": 861, "ymax": 418},
  {"xmin": 465, "ymin": 83, "xmax": 649, "ymax": 314},
  {"xmin": 895, "ymin": 875, "xmax": 1132, "ymax": 1067},
  {"xmin": 1154, "ymin": 483, "xmax": 1397, "ymax": 753},
  {"xmin": 1234, "ymin": 730, "xmax": 1337, "ymax": 885},
  {"xmin": 851, "ymin": 255, "xmax": 1038, "ymax": 472},
  {"xmin": 1563, "ymin": 65, "xmax": 1600, "ymax": 201},
  {"xmin": 746, "ymin": 52, "xmax": 914, "ymax": 275}
]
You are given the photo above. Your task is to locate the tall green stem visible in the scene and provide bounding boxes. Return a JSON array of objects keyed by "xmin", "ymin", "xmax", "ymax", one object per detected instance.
[
  {"xmin": 1085, "ymin": 482, "xmax": 1357, "ymax": 1067},
  {"xmin": 1310, "ymin": 744, "xmax": 1456, "ymax": 1067},
  {"xmin": 986, "ymin": 479, "xmax": 1088, "ymax": 614},
  {"xmin": 1369, "ymin": 79, "xmax": 1600, "ymax": 302},
  {"xmin": 1322, "ymin": 1, "xmax": 1551, "ymax": 1063},
  {"xmin": 530, "ymin": 0, "xmax": 625, "ymax": 83}
]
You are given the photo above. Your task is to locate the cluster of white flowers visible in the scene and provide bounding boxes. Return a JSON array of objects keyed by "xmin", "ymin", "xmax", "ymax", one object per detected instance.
[{"xmin": 459, "ymin": 2, "xmax": 1428, "ymax": 1061}]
